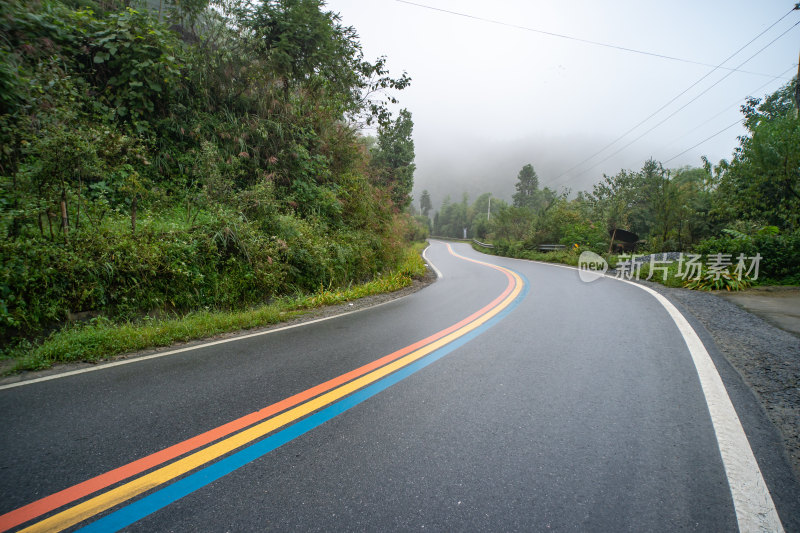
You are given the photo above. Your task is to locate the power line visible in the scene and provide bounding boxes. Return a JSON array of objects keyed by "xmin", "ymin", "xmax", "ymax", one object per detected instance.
[
  {"xmin": 663, "ymin": 119, "xmax": 744, "ymax": 165},
  {"xmin": 396, "ymin": 0, "xmax": 792, "ymax": 78},
  {"xmin": 660, "ymin": 64, "xmax": 797, "ymax": 153},
  {"xmin": 551, "ymin": 18, "xmax": 800, "ymax": 186},
  {"xmin": 548, "ymin": 11, "xmax": 799, "ymax": 186}
]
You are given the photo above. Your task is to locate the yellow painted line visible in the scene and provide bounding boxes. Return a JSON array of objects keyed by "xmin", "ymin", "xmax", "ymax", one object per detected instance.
[{"xmin": 22, "ymin": 263, "xmax": 523, "ymax": 533}]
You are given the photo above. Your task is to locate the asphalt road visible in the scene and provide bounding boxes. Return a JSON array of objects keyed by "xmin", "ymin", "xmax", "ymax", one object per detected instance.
[{"xmin": 1, "ymin": 240, "xmax": 798, "ymax": 532}]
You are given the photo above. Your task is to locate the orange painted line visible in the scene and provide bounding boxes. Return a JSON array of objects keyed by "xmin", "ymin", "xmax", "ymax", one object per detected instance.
[{"xmin": 0, "ymin": 245, "xmax": 514, "ymax": 533}]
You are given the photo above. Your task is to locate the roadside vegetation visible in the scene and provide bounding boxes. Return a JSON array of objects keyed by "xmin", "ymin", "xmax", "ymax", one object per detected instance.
[
  {"xmin": 433, "ymin": 79, "xmax": 800, "ymax": 289},
  {"xmin": 0, "ymin": 0, "xmax": 429, "ymax": 370},
  {"xmin": 6, "ymin": 244, "xmax": 426, "ymax": 373}
]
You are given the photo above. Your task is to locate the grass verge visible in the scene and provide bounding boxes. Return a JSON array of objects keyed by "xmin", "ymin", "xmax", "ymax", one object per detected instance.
[{"xmin": 3, "ymin": 243, "xmax": 428, "ymax": 374}]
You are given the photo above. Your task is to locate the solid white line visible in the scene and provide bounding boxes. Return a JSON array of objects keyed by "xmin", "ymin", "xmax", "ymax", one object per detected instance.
[
  {"xmin": 618, "ymin": 278, "xmax": 784, "ymax": 532},
  {"xmin": 423, "ymin": 241, "xmax": 444, "ymax": 279},
  {"xmin": 0, "ymin": 284, "xmax": 422, "ymax": 392},
  {"xmin": 476, "ymin": 250, "xmax": 784, "ymax": 532}
]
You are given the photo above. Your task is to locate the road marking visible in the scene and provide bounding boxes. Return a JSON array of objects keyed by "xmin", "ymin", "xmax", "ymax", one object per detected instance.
[
  {"xmin": 618, "ymin": 280, "xmax": 784, "ymax": 533},
  {"xmin": 6, "ymin": 244, "xmax": 527, "ymax": 533},
  {"xmin": 481, "ymin": 249, "xmax": 784, "ymax": 532},
  {"xmin": 77, "ymin": 287, "xmax": 528, "ymax": 533},
  {"xmin": 423, "ymin": 241, "xmax": 444, "ymax": 278},
  {"xmin": 0, "ymin": 251, "xmax": 503, "ymax": 532}
]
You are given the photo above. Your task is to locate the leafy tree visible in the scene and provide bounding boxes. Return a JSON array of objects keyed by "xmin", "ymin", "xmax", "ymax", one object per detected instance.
[
  {"xmin": 469, "ymin": 193, "xmax": 494, "ymax": 239},
  {"xmin": 590, "ymin": 169, "xmax": 636, "ymax": 251},
  {"xmin": 371, "ymin": 108, "xmax": 415, "ymax": 209},
  {"xmin": 491, "ymin": 205, "xmax": 532, "ymax": 242},
  {"xmin": 242, "ymin": 0, "xmax": 409, "ymax": 124},
  {"xmin": 246, "ymin": 0, "xmax": 352, "ymax": 98},
  {"xmin": 671, "ymin": 166, "xmax": 714, "ymax": 247},
  {"xmin": 712, "ymin": 79, "xmax": 800, "ymax": 230},
  {"xmin": 435, "ymin": 193, "xmax": 469, "ymax": 238},
  {"xmin": 89, "ymin": 7, "xmax": 184, "ymax": 127}
]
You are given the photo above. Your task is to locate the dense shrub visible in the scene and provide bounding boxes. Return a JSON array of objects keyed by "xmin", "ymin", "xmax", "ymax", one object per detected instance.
[
  {"xmin": 0, "ymin": 217, "xmax": 280, "ymax": 333},
  {"xmin": 0, "ymin": 209, "xmax": 412, "ymax": 339},
  {"xmin": 692, "ymin": 229, "xmax": 800, "ymax": 283}
]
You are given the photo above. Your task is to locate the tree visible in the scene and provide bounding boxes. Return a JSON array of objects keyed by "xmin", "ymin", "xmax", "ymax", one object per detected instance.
[
  {"xmin": 420, "ymin": 189, "xmax": 432, "ymax": 217},
  {"xmin": 512, "ymin": 164, "xmax": 539, "ymax": 208},
  {"xmin": 711, "ymin": 79, "xmax": 800, "ymax": 230},
  {"xmin": 436, "ymin": 194, "xmax": 468, "ymax": 238},
  {"xmin": 672, "ymin": 166, "xmax": 714, "ymax": 247},
  {"xmin": 470, "ymin": 193, "xmax": 495, "ymax": 239},
  {"xmin": 243, "ymin": 0, "xmax": 409, "ymax": 124},
  {"xmin": 590, "ymin": 170, "xmax": 636, "ymax": 252},
  {"xmin": 371, "ymin": 108, "xmax": 415, "ymax": 209},
  {"xmin": 246, "ymin": 0, "xmax": 357, "ymax": 100},
  {"xmin": 491, "ymin": 205, "xmax": 532, "ymax": 242}
]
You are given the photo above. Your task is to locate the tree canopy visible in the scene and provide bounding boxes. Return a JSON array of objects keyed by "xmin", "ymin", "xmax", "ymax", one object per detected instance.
[{"xmin": 512, "ymin": 164, "xmax": 539, "ymax": 208}]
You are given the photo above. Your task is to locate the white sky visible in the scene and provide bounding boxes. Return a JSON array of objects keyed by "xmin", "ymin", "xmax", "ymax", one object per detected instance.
[{"xmin": 324, "ymin": 0, "xmax": 799, "ymax": 205}]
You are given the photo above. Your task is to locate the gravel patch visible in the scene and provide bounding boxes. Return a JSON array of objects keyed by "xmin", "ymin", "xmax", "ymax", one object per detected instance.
[{"xmin": 637, "ymin": 279, "xmax": 800, "ymax": 480}]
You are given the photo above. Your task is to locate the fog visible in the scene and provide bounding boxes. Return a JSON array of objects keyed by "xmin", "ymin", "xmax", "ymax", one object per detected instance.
[
  {"xmin": 325, "ymin": 0, "xmax": 799, "ymax": 208},
  {"xmin": 411, "ymin": 132, "xmax": 667, "ymax": 204}
]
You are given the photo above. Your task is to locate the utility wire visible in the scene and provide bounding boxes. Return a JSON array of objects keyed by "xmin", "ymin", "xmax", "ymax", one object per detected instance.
[
  {"xmin": 548, "ymin": 11, "xmax": 799, "ymax": 186},
  {"xmin": 396, "ymin": 0, "xmax": 792, "ymax": 78},
  {"xmin": 660, "ymin": 64, "xmax": 797, "ymax": 152},
  {"xmin": 663, "ymin": 119, "xmax": 744, "ymax": 164},
  {"xmin": 550, "ymin": 18, "xmax": 800, "ymax": 186}
]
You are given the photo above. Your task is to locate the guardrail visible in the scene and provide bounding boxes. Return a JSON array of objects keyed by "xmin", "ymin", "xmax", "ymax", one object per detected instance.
[
  {"xmin": 537, "ymin": 244, "xmax": 566, "ymax": 252},
  {"xmin": 429, "ymin": 235, "xmax": 467, "ymax": 242},
  {"xmin": 429, "ymin": 236, "xmax": 496, "ymax": 249},
  {"xmin": 431, "ymin": 237, "xmax": 564, "ymax": 252}
]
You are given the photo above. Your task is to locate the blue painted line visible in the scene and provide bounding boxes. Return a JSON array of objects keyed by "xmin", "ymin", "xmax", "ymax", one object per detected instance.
[{"xmin": 78, "ymin": 272, "xmax": 529, "ymax": 532}]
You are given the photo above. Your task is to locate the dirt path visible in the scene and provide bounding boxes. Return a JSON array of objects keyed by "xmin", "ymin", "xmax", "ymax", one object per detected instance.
[{"xmin": 717, "ymin": 286, "xmax": 800, "ymax": 337}]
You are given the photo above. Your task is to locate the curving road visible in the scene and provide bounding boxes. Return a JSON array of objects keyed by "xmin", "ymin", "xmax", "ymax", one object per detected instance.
[{"xmin": 1, "ymin": 240, "xmax": 798, "ymax": 532}]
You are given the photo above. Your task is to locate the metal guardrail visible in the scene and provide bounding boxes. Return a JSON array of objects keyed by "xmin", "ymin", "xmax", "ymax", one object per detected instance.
[
  {"xmin": 537, "ymin": 244, "xmax": 566, "ymax": 251},
  {"xmin": 428, "ymin": 236, "xmax": 495, "ymax": 249},
  {"xmin": 431, "ymin": 238, "xmax": 567, "ymax": 252},
  {"xmin": 429, "ymin": 236, "xmax": 471, "ymax": 243}
]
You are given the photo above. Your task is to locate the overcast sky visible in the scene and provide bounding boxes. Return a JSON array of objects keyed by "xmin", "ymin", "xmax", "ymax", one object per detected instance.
[{"xmin": 324, "ymin": 0, "xmax": 799, "ymax": 206}]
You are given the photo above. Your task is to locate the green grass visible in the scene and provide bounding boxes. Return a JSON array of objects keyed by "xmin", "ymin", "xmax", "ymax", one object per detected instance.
[{"xmin": 3, "ymin": 243, "xmax": 428, "ymax": 374}]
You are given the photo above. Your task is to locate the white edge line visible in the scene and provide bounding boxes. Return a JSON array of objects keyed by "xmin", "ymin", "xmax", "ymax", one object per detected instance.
[
  {"xmin": 0, "ymin": 271, "xmax": 430, "ymax": 392},
  {"xmin": 423, "ymin": 241, "xmax": 444, "ymax": 279},
  {"xmin": 482, "ymin": 251, "xmax": 784, "ymax": 532}
]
